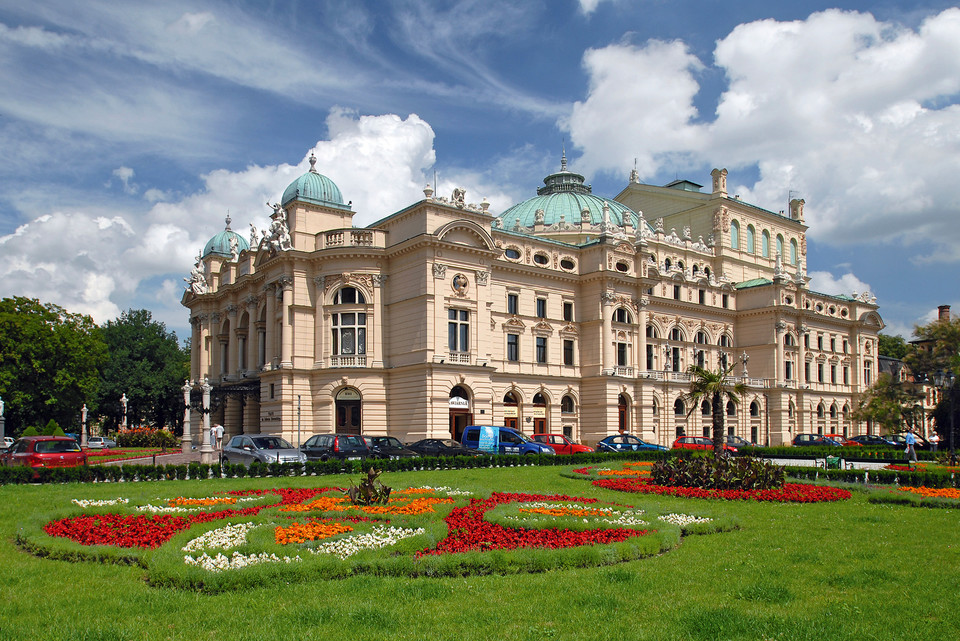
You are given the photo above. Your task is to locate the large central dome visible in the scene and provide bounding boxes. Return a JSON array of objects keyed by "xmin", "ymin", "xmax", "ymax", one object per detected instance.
[
  {"xmin": 281, "ymin": 153, "xmax": 351, "ymax": 211},
  {"xmin": 497, "ymin": 154, "xmax": 641, "ymax": 232}
]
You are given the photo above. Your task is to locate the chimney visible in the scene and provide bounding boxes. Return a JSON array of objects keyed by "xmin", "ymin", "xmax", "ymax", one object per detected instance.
[{"xmin": 938, "ymin": 305, "xmax": 951, "ymax": 321}]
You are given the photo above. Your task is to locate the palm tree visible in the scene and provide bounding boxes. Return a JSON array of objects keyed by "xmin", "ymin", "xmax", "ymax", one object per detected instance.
[{"xmin": 685, "ymin": 364, "xmax": 747, "ymax": 456}]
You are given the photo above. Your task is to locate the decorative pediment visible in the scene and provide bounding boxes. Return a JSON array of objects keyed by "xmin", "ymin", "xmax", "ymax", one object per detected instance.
[
  {"xmin": 503, "ymin": 317, "xmax": 526, "ymax": 330},
  {"xmin": 532, "ymin": 321, "xmax": 554, "ymax": 336},
  {"xmin": 559, "ymin": 323, "xmax": 579, "ymax": 337}
]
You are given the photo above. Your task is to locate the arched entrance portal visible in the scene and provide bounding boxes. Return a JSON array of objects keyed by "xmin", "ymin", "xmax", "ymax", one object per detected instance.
[
  {"xmin": 503, "ymin": 391, "xmax": 520, "ymax": 430},
  {"xmin": 618, "ymin": 394, "xmax": 629, "ymax": 433},
  {"xmin": 335, "ymin": 388, "xmax": 362, "ymax": 434},
  {"xmin": 533, "ymin": 392, "xmax": 548, "ymax": 434},
  {"xmin": 449, "ymin": 386, "xmax": 472, "ymax": 441}
]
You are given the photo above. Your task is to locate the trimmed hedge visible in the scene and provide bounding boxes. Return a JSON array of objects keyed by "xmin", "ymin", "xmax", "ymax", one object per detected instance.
[
  {"xmin": 742, "ymin": 445, "xmax": 935, "ymax": 462},
  {"xmin": 785, "ymin": 465, "xmax": 958, "ymax": 488},
  {"xmin": 0, "ymin": 450, "xmax": 670, "ymax": 486}
]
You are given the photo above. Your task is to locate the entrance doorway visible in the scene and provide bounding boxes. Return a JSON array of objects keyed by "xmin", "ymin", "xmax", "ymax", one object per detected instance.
[
  {"xmin": 503, "ymin": 391, "xmax": 520, "ymax": 430},
  {"xmin": 533, "ymin": 392, "xmax": 547, "ymax": 434},
  {"xmin": 449, "ymin": 385, "xmax": 472, "ymax": 441},
  {"xmin": 335, "ymin": 388, "xmax": 362, "ymax": 434}
]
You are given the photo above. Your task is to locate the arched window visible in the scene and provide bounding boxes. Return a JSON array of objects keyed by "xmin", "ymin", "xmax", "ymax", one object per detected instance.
[
  {"xmin": 704, "ymin": 266, "xmax": 711, "ymax": 278},
  {"xmin": 333, "ymin": 286, "xmax": 366, "ymax": 304},
  {"xmin": 790, "ymin": 239, "xmax": 799, "ymax": 265},
  {"xmin": 614, "ymin": 308, "xmax": 632, "ymax": 324},
  {"xmin": 817, "ymin": 403, "xmax": 825, "ymax": 418},
  {"xmin": 776, "ymin": 234, "xmax": 784, "ymax": 260},
  {"xmin": 830, "ymin": 404, "xmax": 838, "ymax": 419},
  {"xmin": 842, "ymin": 404, "xmax": 849, "ymax": 419},
  {"xmin": 533, "ymin": 392, "xmax": 547, "ymax": 405},
  {"xmin": 746, "ymin": 225, "xmax": 756, "ymax": 254},
  {"xmin": 652, "ymin": 398, "xmax": 659, "ymax": 415},
  {"xmin": 674, "ymin": 399, "xmax": 685, "ymax": 416},
  {"xmin": 701, "ymin": 400, "xmax": 711, "ymax": 415},
  {"xmin": 730, "ymin": 220, "xmax": 740, "ymax": 250},
  {"xmin": 719, "ymin": 335, "xmax": 731, "ymax": 348},
  {"xmin": 784, "ymin": 334, "xmax": 795, "ymax": 347},
  {"xmin": 503, "ymin": 391, "xmax": 519, "ymax": 404},
  {"xmin": 761, "ymin": 230, "xmax": 770, "ymax": 257},
  {"xmin": 727, "ymin": 401, "xmax": 736, "ymax": 416},
  {"xmin": 664, "ymin": 257, "xmax": 672, "ymax": 270},
  {"xmin": 670, "ymin": 327, "xmax": 684, "ymax": 342},
  {"xmin": 695, "ymin": 331, "xmax": 708, "ymax": 344},
  {"xmin": 646, "ymin": 325, "xmax": 659, "ymax": 338},
  {"xmin": 750, "ymin": 401, "xmax": 760, "ymax": 417},
  {"xmin": 561, "ymin": 395, "xmax": 575, "ymax": 414}
]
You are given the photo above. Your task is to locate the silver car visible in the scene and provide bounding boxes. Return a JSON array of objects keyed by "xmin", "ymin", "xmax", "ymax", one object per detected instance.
[
  {"xmin": 87, "ymin": 436, "xmax": 118, "ymax": 449},
  {"xmin": 221, "ymin": 434, "xmax": 307, "ymax": 466}
]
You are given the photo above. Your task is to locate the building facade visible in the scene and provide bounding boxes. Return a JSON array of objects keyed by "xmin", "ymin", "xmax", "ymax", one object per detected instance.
[{"xmin": 182, "ymin": 153, "xmax": 883, "ymax": 448}]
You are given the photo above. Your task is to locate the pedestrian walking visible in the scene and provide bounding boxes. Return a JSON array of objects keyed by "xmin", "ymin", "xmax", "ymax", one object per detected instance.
[{"xmin": 904, "ymin": 429, "xmax": 918, "ymax": 467}]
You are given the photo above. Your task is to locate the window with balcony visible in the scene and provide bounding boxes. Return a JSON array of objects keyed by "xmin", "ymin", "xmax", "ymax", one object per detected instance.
[
  {"xmin": 332, "ymin": 312, "xmax": 366, "ymax": 356},
  {"xmin": 536, "ymin": 336, "xmax": 547, "ymax": 363},
  {"xmin": 507, "ymin": 334, "xmax": 519, "ymax": 362},
  {"xmin": 448, "ymin": 309, "xmax": 469, "ymax": 353},
  {"xmin": 563, "ymin": 339, "xmax": 574, "ymax": 366}
]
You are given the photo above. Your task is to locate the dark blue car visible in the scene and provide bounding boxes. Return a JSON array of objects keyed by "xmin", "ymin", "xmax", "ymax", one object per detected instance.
[
  {"xmin": 461, "ymin": 426, "xmax": 555, "ymax": 456},
  {"xmin": 596, "ymin": 434, "xmax": 667, "ymax": 452}
]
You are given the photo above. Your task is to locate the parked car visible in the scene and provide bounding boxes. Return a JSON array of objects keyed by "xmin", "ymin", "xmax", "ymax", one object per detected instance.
[
  {"xmin": 531, "ymin": 433, "xmax": 594, "ymax": 455},
  {"xmin": 849, "ymin": 434, "xmax": 897, "ymax": 447},
  {"xmin": 724, "ymin": 435, "xmax": 757, "ymax": 449},
  {"xmin": 823, "ymin": 434, "xmax": 863, "ymax": 447},
  {"xmin": 2, "ymin": 437, "xmax": 14, "ymax": 450},
  {"xmin": 461, "ymin": 426, "xmax": 555, "ymax": 456},
  {"xmin": 221, "ymin": 434, "xmax": 307, "ymax": 466},
  {"xmin": 792, "ymin": 434, "xmax": 842, "ymax": 447},
  {"xmin": 0, "ymin": 436, "xmax": 87, "ymax": 469},
  {"xmin": 405, "ymin": 438, "xmax": 485, "ymax": 457},
  {"xmin": 300, "ymin": 433, "xmax": 370, "ymax": 461},
  {"xmin": 672, "ymin": 436, "xmax": 738, "ymax": 453},
  {"xmin": 363, "ymin": 436, "xmax": 419, "ymax": 459},
  {"xmin": 597, "ymin": 434, "xmax": 667, "ymax": 452},
  {"xmin": 87, "ymin": 436, "xmax": 118, "ymax": 449}
]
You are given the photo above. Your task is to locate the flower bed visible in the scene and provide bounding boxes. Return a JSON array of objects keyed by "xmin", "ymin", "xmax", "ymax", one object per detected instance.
[
  {"xmin": 25, "ymin": 483, "xmax": 728, "ymax": 589},
  {"xmin": 594, "ymin": 477, "xmax": 851, "ymax": 502}
]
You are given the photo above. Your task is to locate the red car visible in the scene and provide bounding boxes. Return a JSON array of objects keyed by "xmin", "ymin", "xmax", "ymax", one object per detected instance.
[
  {"xmin": 672, "ymin": 436, "xmax": 738, "ymax": 454},
  {"xmin": 531, "ymin": 433, "xmax": 594, "ymax": 455},
  {"xmin": 0, "ymin": 436, "xmax": 88, "ymax": 469},
  {"xmin": 824, "ymin": 434, "xmax": 862, "ymax": 447}
]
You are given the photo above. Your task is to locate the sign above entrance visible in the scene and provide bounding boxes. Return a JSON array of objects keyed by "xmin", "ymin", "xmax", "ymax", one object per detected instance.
[
  {"xmin": 449, "ymin": 396, "xmax": 470, "ymax": 410},
  {"xmin": 337, "ymin": 388, "xmax": 361, "ymax": 401},
  {"xmin": 533, "ymin": 407, "xmax": 546, "ymax": 418},
  {"xmin": 503, "ymin": 406, "xmax": 518, "ymax": 417}
]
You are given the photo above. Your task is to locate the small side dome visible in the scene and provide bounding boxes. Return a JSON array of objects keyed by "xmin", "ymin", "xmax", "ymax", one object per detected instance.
[
  {"xmin": 203, "ymin": 215, "xmax": 250, "ymax": 258},
  {"xmin": 281, "ymin": 153, "xmax": 351, "ymax": 210}
]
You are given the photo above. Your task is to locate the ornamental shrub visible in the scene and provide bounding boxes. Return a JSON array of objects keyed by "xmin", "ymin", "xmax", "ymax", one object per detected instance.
[
  {"xmin": 116, "ymin": 427, "xmax": 178, "ymax": 448},
  {"xmin": 652, "ymin": 455, "xmax": 785, "ymax": 490},
  {"xmin": 20, "ymin": 426, "xmax": 40, "ymax": 437}
]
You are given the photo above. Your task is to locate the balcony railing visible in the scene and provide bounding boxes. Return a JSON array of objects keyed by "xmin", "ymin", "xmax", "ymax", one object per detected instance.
[
  {"xmin": 614, "ymin": 366, "xmax": 634, "ymax": 377},
  {"xmin": 448, "ymin": 352, "xmax": 471, "ymax": 365},
  {"xmin": 330, "ymin": 355, "xmax": 367, "ymax": 368}
]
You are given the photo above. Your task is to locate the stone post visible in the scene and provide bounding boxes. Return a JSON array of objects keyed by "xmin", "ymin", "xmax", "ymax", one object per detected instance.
[
  {"xmin": 181, "ymin": 380, "xmax": 193, "ymax": 454},
  {"xmin": 120, "ymin": 393, "xmax": 128, "ymax": 431},
  {"xmin": 200, "ymin": 379, "xmax": 215, "ymax": 464},
  {"xmin": 80, "ymin": 404, "xmax": 88, "ymax": 447}
]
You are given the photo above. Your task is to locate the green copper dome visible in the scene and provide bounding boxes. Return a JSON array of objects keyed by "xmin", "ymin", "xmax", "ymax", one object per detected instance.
[
  {"xmin": 203, "ymin": 215, "xmax": 250, "ymax": 258},
  {"xmin": 497, "ymin": 154, "xmax": 645, "ymax": 232},
  {"xmin": 281, "ymin": 153, "xmax": 351, "ymax": 210}
]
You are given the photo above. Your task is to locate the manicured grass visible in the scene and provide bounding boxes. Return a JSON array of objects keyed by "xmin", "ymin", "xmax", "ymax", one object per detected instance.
[
  {"xmin": 84, "ymin": 447, "xmax": 167, "ymax": 464},
  {"xmin": 1, "ymin": 466, "xmax": 958, "ymax": 640}
]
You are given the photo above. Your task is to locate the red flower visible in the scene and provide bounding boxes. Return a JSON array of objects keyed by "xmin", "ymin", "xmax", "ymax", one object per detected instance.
[{"xmin": 592, "ymin": 478, "xmax": 850, "ymax": 502}]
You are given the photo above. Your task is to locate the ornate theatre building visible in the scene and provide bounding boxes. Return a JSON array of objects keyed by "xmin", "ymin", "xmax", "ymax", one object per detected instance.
[{"xmin": 182, "ymin": 153, "xmax": 883, "ymax": 447}]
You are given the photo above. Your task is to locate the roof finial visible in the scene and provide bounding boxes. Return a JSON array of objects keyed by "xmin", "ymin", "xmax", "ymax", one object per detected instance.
[
  {"xmin": 225, "ymin": 211, "xmax": 231, "ymax": 230},
  {"xmin": 308, "ymin": 152, "xmax": 318, "ymax": 173},
  {"xmin": 561, "ymin": 141, "xmax": 567, "ymax": 172}
]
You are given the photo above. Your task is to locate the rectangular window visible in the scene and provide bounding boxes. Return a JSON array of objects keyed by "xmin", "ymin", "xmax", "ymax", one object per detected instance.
[
  {"xmin": 804, "ymin": 362, "xmax": 811, "ymax": 382},
  {"xmin": 536, "ymin": 297, "xmax": 547, "ymax": 319},
  {"xmin": 843, "ymin": 366, "xmax": 849, "ymax": 385},
  {"xmin": 563, "ymin": 301, "xmax": 573, "ymax": 322},
  {"xmin": 646, "ymin": 344, "xmax": 654, "ymax": 370},
  {"xmin": 785, "ymin": 361, "xmax": 793, "ymax": 380},
  {"xmin": 831, "ymin": 365, "xmax": 837, "ymax": 384},
  {"xmin": 804, "ymin": 334, "xmax": 810, "ymax": 349},
  {"xmin": 563, "ymin": 339, "xmax": 574, "ymax": 366},
  {"xmin": 507, "ymin": 293, "xmax": 518, "ymax": 315},
  {"xmin": 536, "ymin": 336, "xmax": 547, "ymax": 363},
  {"xmin": 817, "ymin": 335, "xmax": 823, "ymax": 351},
  {"xmin": 830, "ymin": 337, "xmax": 836, "ymax": 352},
  {"xmin": 843, "ymin": 339, "xmax": 848, "ymax": 353},
  {"xmin": 818, "ymin": 363, "xmax": 824, "ymax": 383},
  {"xmin": 507, "ymin": 334, "xmax": 519, "ymax": 362},
  {"xmin": 722, "ymin": 293, "xmax": 729, "ymax": 308},
  {"xmin": 448, "ymin": 309, "xmax": 469, "ymax": 352},
  {"xmin": 864, "ymin": 361, "xmax": 872, "ymax": 386},
  {"xmin": 673, "ymin": 285, "xmax": 681, "ymax": 300},
  {"xmin": 698, "ymin": 289, "xmax": 705, "ymax": 305},
  {"xmin": 671, "ymin": 346, "xmax": 681, "ymax": 372},
  {"xmin": 617, "ymin": 342, "xmax": 627, "ymax": 367},
  {"xmin": 332, "ymin": 312, "xmax": 366, "ymax": 355}
]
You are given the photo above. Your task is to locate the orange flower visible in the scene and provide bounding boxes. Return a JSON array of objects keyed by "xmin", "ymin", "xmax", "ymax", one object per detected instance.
[
  {"xmin": 275, "ymin": 521, "xmax": 353, "ymax": 545},
  {"xmin": 279, "ymin": 496, "xmax": 349, "ymax": 513},
  {"xmin": 360, "ymin": 497, "xmax": 453, "ymax": 515},
  {"xmin": 898, "ymin": 486, "xmax": 960, "ymax": 500},
  {"xmin": 519, "ymin": 506, "xmax": 606, "ymax": 517},
  {"xmin": 598, "ymin": 469, "xmax": 645, "ymax": 476}
]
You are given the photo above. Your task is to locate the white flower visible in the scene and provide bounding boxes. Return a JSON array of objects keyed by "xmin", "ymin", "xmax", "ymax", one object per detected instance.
[
  {"xmin": 412, "ymin": 486, "xmax": 472, "ymax": 496},
  {"xmin": 658, "ymin": 513, "xmax": 713, "ymax": 527},
  {"xmin": 308, "ymin": 525, "xmax": 425, "ymax": 559},
  {"xmin": 71, "ymin": 498, "xmax": 129, "ymax": 507},
  {"xmin": 184, "ymin": 551, "xmax": 301, "ymax": 572},
  {"xmin": 181, "ymin": 522, "xmax": 258, "ymax": 552}
]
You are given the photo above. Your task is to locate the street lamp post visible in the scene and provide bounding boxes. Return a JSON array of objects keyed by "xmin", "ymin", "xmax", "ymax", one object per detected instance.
[
  {"xmin": 934, "ymin": 370, "xmax": 956, "ymax": 464},
  {"xmin": 181, "ymin": 380, "xmax": 193, "ymax": 454},
  {"xmin": 80, "ymin": 404, "xmax": 88, "ymax": 448}
]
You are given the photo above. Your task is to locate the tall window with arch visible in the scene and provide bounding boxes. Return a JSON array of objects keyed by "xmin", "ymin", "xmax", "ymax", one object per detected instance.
[
  {"xmin": 761, "ymin": 230, "xmax": 770, "ymax": 257},
  {"xmin": 331, "ymin": 287, "xmax": 367, "ymax": 358},
  {"xmin": 790, "ymin": 239, "xmax": 799, "ymax": 265},
  {"xmin": 746, "ymin": 225, "xmax": 755, "ymax": 254},
  {"xmin": 776, "ymin": 234, "xmax": 784, "ymax": 260},
  {"xmin": 730, "ymin": 220, "xmax": 739, "ymax": 249}
]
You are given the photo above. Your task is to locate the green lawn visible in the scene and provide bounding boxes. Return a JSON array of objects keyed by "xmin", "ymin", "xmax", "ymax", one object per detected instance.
[{"xmin": 1, "ymin": 466, "xmax": 957, "ymax": 641}]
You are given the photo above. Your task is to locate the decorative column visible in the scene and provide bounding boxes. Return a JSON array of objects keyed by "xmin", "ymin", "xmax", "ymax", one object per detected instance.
[
  {"xmin": 246, "ymin": 296, "xmax": 258, "ymax": 374},
  {"xmin": 638, "ymin": 298, "xmax": 649, "ymax": 374},
  {"xmin": 601, "ymin": 292, "xmax": 614, "ymax": 375},
  {"xmin": 200, "ymin": 378, "xmax": 215, "ymax": 464},
  {"xmin": 372, "ymin": 274, "xmax": 387, "ymax": 368},
  {"xmin": 775, "ymin": 320, "xmax": 786, "ymax": 384},
  {"xmin": 279, "ymin": 276, "xmax": 294, "ymax": 368},
  {"xmin": 181, "ymin": 380, "xmax": 193, "ymax": 454},
  {"xmin": 265, "ymin": 284, "xmax": 277, "ymax": 368},
  {"xmin": 80, "ymin": 404, "xmax": 88, "ymax": 447}
]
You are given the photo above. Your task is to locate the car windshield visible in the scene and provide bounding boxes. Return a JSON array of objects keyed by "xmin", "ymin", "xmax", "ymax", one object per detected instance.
[
  {"xmin": 372, "ymin": 437, "xmax": 404, "ymax": 448},
  {"xmin": 35, "ymin": 440, "xmax": 82, "ymax": 453},
  {"xmin": 338, "ymin": 436, "xmax": 365, "ymax": 447},
  {"xmin": 251, "ymin": 437, "xmax": 293, "ymax": 450},
  {"xmin": 438, "ymin": 439, "xmax": 460, "ymax": 447}
]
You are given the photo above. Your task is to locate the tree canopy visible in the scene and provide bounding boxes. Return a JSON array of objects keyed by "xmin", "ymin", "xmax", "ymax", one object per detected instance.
[
  {"xmin": 878, "ymin": 333, "xmax": 909, "ymax": 360},
  {"xmin": 0, "ymin": 297, "xmax": 107, "ymax": 435},
  {"xmin": 97, "ymin": 309, "xmax": 189, "ymax": 432},
  {"xmin": 852, "ymin": 372, "xmax": 925, "ymax": 434}
]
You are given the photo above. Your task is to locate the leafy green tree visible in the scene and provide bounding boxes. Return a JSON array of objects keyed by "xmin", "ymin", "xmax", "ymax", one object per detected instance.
[
  {"xmin": 904, "ymin": 315, "xmax": 960, "ymax": 458},
  {"xmin": 684, "ymin": 364, "xmax": 747, "ymax": 455},
  {"xmin": 878, "ymin": 333, "xmax": 909, "ymax": 359},
  {"xmin": 0, "ymin": 297, "xmax": 107, "ymax": 436},
  {"xmin": 97, "ymin": 309, "xmax": 189, "ymax": 432},
  {"xmin": 852, "ymin": 373, "xmax": 924, "ymax": 434}
]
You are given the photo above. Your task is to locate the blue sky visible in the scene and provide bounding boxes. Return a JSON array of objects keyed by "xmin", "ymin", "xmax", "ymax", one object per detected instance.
[{"xmin": 1, "ymin": 0, "xmax": 958, "ymax": 340}]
